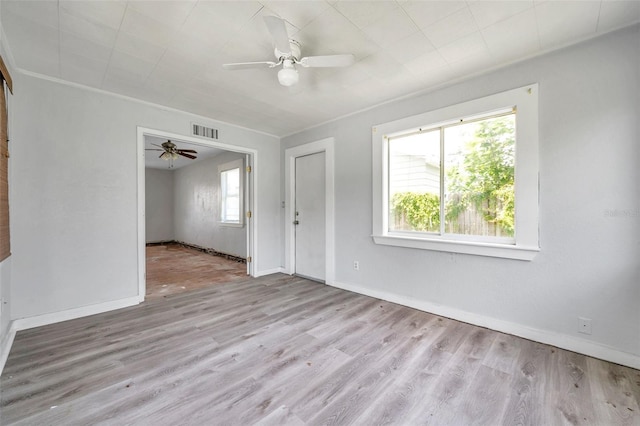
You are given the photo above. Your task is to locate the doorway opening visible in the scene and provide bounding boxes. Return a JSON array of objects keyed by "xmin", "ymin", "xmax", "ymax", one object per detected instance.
[
  {"xmin": 137, "ymin": 127, "xmax": 257, "ymax": 301},
  {"xmin": 284, "ymin": 138, "xmax": 335, "ymax": 285}
]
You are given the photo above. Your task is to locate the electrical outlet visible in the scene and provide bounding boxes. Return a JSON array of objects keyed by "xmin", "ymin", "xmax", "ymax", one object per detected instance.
[
  {"xmin": 353, "ymin": 261, "xmax": 359, "ymax": 271},
  {"xmin": 578, "ymin": 317, "xmax": 592, "ymax": 335}
]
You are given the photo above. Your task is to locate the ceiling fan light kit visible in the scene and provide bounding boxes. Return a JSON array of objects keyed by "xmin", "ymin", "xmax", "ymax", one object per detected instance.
[
  {"xmin": 223, "ymin": 16, "xmax": 355, "ymax": 87},
  {"xmin": 160, "ymin": 151, "xmax": 179, "ymax": 161},
  {"xmin": 278, "ymin": 60, "xmax": 298, "ymax": 87}
]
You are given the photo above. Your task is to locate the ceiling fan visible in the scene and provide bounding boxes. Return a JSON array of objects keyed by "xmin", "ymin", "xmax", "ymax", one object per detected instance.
[
  {"xmin": 146, "ymin": 140, "xmax": 198, "ymax": 161},
  {"xmin": 222, "ymin": 15, "xmax": 356, "ymax": 87}
]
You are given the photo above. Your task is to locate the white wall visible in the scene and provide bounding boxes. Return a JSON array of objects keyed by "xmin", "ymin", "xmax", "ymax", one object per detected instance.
[
  {"xmin": 0, "ymin": 259, "xmax": 11, "ymax": 365},
  {"xmin": 174, "ymin": 151, "xmax": 246, "ymax": 257},
  {"xmin": 145, "ymin": 168, "xmax": 174, "ymax": 243},
  {"xmin": 282, "ymin": 25, "xmax": 640, "ymax": 367},
  {"xmin": 10, "ymin": 74, "xmax": 280, "ymax": 320}
]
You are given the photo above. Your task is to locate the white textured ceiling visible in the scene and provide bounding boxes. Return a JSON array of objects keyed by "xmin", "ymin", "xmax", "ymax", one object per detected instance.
[{"xmin": 2, "ymin": 1, "xmax": 639, "ymax": 137}]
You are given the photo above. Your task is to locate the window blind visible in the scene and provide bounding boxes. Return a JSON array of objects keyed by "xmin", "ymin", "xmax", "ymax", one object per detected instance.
[{"xmin": 0, "ymin": 56, "xmax": 13, "ymax": 262}]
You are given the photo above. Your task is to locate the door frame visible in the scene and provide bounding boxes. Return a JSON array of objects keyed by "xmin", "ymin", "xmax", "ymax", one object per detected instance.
[
  {"xmin": 137, "ymin": 126, "xmax": 258, "ymax": 301},
  {"xmin": 284, "ymin": 138, "xmax": 335, "ymax": 284}
]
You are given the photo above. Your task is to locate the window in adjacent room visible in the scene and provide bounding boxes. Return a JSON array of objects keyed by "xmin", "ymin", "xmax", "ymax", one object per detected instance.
[
  {"xmin": 219, "ymin": 159, "xmax": 243, "ymax": 226},
  {"xmin": 372, "ymin": 85, "xmax": 539, "ymax": 260}
]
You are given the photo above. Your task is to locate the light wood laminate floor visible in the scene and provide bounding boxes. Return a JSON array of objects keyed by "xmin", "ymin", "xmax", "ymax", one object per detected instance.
[{"xmin": 1, "ymin": 274, "xmax": 639, "ymax": 425}]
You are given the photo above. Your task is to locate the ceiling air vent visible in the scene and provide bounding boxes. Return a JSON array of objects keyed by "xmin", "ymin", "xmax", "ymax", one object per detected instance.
[{"xmin": 192, "ymin": 123, "xmax": 219, "ymax": 140}]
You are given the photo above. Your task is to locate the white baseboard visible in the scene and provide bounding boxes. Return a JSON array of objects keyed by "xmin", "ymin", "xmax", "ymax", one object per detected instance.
[
  {"xmin": 0, "ymin": 326, "xmax": 16, "ymax": 375},
  {"xmin": 254, "ymin": 267, "xmax": 285, "ymax": 278},
  {"xmin": 331, "ymin": 280, "xmax": 640, "ymax": 370},
  {"xmin": 11, "ymin": 296, "xmax": 142, "ymax": 332}
]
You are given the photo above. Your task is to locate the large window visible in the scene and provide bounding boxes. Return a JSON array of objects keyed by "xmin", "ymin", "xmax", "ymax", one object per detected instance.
[
  {"xmin": 373, "ymin": 85, "xmax": 539, "ymax": 260},
  {"xmin": 389, "ymin": 111, "xmax": 516, "ymax": 243},
  {"xmin": 219, "ymin": 159, "xmax": 243, "ymax": 226}
]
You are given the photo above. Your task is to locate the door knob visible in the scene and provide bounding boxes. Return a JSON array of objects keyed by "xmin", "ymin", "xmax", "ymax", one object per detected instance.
[{"xmin": 294, "ymin": 220, "xmax": 299, "ymax": 225}]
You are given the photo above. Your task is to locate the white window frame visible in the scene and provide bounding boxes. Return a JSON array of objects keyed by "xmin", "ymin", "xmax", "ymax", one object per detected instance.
[
  {"xmin": 372, "ymin": 84, "xmax": 539, "ymax": 260},
  {"xmin": 218, "ymin": 158, "xmax": 244, "ymax": 227}
]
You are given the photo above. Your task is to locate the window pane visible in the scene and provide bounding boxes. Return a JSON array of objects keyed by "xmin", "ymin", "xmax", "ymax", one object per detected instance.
[
  {"xmin": 444, "ymin": 114, "xmax": 515, "ymax": 237},
  {"xmin": 221, "ymin": 168, "xmax": 240, "ymax": 222},
  {"xmin": 388, "ymin": 130, "xmax": 440, "ymax": 233}
]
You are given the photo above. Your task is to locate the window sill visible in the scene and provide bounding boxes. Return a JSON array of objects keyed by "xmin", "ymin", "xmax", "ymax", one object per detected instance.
[
  {"xmin": 372, "ymin": 234, "xmax": 539, "ymax": 261},
  {"xmin": 219, "ymin": 222, "xmax": 244, "ymax": 228}
]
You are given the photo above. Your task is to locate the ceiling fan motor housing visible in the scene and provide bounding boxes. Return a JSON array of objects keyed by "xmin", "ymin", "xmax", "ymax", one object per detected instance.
[
  {"xmin": 275, "ymin": 40, "xmax": 301, "ymax": 62},
  {"xmin": 162, "ymin": 141, "xmax": 177, "ymax": 150}
]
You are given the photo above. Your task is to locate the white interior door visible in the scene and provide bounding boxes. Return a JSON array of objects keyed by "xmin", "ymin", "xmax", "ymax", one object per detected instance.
[{"xmin": 294, "ymin": 152, "xmax": 325, "ymax": 281}]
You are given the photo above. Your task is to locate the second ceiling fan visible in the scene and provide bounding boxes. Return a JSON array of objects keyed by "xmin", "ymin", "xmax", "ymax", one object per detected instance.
[
  {"xmin": 146, "ymin": 140, "xmax": 198, "ymax": 161},
  {"xmin": 223, "ymin": 15, "xmax": 356, "ymax": 87}
]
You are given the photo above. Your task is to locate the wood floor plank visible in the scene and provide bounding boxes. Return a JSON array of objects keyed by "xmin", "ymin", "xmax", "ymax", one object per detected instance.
[
  {"xmin": 289, "ymin": 330, "xmax": 404, "ymax": 421},
  {"xmin": 501, "ymin": 338, "xmax": 552, "ymax": 426},
  {"xmin": 307, "ymin": 317, "xmax": 442, "ymax": 425},
  {"xmin": 544, "ymin": 348, "xmax": 599, "ymax": 425},
  {"xmin": 144, "ymin": 326, "xmax": 323, "ymax": 424},
  {"xmin": 1, "ymin": 272, "xmax": 638, "ymax": 425},
  {"xmin": 352, "ymin": 370, "xmax": 439, "ymax": 425},
  {"xmin": 624, "ymin": 365, "xmax": 640, "ymax": 408},
  {"xmin": 481, "ymin": 332, "xmax": 523, "ymax": 374},
  {"xmin": 254, "ymin": 405, "xmax": 305, "ymax": 426},
  {"xmin": 450, "ymin": 364, "xmax": 512, "ymax": 425},
  {"xmin": 405, "ymin": 348, "xmax": 485, "ymax": 424},
  {"xmin": 587, "ymin": 357, "xmax": 640, "ymax": 425}
]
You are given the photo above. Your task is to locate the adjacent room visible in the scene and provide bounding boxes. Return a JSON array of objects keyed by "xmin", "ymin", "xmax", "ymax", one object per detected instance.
[
  {"xmin": 144, "ymin": 135, "xmax": 250, "ymax": 298},
  {"xmin": 0, "ymin": 1, "xmax": 638, "ymax": 424}
]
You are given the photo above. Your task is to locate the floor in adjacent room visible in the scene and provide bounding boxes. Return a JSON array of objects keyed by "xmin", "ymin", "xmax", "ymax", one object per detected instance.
[
  {"xmin": 145, "ymin": 243, "xmax": 247, "ymax": 298},
  {"xmin": 1, "ymin": 274, "xmax": 638, "ymax": 425}
]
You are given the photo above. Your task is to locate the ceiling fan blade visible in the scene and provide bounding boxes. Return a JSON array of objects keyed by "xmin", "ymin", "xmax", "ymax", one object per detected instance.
[
  {"xmin": 178, "ymin": 152, "xmax": 197, "ymax": 160},
  {"xmin": 145, "ymin": 148, "xmax": 163, "ymax": 151},
  {"xmin": 178, "ymin": 149, "xmax": 198, "ymax": 153},
  {"xmin": 298, "ymin": 54, "xmax": 356, "ymax": 68},
  {"xmin": 151, "ymin": 143, "xmax": 166, "ymax": 149},
  {"xmin": 222, "ymin": 61, "xmax": 278, "ymax": 70},
  {"xmin": 264, "ymin": 15, "xmax": 291, "ymax": 55}
]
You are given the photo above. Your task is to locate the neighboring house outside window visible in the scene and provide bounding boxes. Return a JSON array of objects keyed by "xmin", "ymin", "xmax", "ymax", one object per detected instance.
[{"xmin": 372, "ymin": 85, "xmax": 539, "ymax": 260}]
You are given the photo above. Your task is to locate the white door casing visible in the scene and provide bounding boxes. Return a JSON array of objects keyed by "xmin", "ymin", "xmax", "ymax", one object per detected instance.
[
  {"xmin": 284, "ymin": 138, "xmax": 335, "ymax": 284},
  {"xmin": 245, "ymin": 154, "xmax": 252, "ymax": 275}
]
